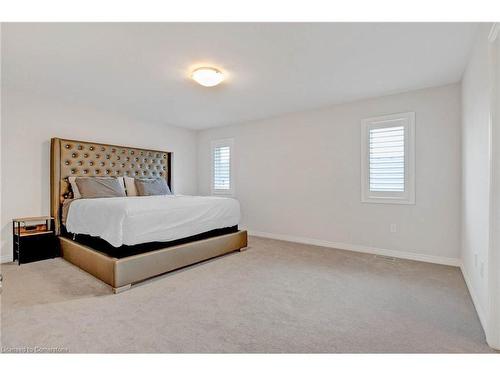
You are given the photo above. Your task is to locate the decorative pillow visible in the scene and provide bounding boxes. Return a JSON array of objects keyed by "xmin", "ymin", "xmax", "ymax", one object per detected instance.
[
  {"xmin": 75, "ymin": 177, "xmax": 126, "ymax": 199},
  {"xmin": 68, "ymin": 177, "xmax": 82, "ymax": 199},
  {"xmin": 134, "ymin": 178, "xmax": 172, "ymax": 196},
  {"xmin": 61, "ymin": 198, "xmax": 74, "ymax": 225},
  {"xmin": 69, "ymin": 176, "xmax": 125, "ymax": 199},
  {"xmin": 123, "ymin": 176, "xmax": 138, "ymax": 196}
]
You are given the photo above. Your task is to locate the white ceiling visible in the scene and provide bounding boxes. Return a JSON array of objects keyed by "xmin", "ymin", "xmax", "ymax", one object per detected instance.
[{"xmin": 2, "ymin": 23, "xmax": 478, "ymax": 129}]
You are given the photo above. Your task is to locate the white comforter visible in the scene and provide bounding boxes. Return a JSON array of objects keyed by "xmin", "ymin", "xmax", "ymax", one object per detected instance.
[{"xmin": 65, "ymin": 195, "xmax": 241, "ymax": 247}]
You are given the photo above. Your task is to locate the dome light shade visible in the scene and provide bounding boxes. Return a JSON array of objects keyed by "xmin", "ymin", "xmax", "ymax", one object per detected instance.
[{"xmin": 191, "ymin": 67, "xmax": 224, "ymax": 87}]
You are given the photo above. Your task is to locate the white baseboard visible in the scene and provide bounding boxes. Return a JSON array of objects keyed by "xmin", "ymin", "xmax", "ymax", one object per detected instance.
[
  {"xmin": 1, "ymin": 254, "xmax": 14, "ymax": 264},
  {"xmin": 246, "ymin": 229, "xmax": 461, "ymax": 267},
  {"xmin": 460, "ymin": 264, "xmax": 489, "ymax": 338}
]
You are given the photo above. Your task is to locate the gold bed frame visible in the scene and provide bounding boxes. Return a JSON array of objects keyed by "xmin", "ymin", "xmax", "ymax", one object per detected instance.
[{"xmin": 50, "ymin": 138, "xmax": 247, "ymax": 293}]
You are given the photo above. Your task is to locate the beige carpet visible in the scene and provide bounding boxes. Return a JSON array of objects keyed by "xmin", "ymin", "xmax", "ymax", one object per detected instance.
[{"xmin": 0, "ymin": 236, "xmax": 494, "ymax": 353}]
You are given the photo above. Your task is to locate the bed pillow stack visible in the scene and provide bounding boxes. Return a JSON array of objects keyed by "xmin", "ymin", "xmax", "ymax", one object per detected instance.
[
  {"xmin": 73, "ymin": 177, "xmax": 126, "ymax": 199},
  {"xmin": 69, "ymin": 176, "xmax": 171, "ymax": 198},
  {"xmin": 133, "ymin": 177, "xmax": 172, "ymax": 196}
]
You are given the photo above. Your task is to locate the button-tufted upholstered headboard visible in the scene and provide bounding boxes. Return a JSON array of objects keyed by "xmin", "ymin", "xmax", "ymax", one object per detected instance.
[{"xmin": 50, "ymin": 138, "xmax": 172, "ymax": 235}]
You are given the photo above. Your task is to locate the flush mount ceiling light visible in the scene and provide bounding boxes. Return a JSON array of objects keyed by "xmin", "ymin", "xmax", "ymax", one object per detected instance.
[{"xmin": 191, "ymin": 67, "xmax": 225, "ymax": 87}]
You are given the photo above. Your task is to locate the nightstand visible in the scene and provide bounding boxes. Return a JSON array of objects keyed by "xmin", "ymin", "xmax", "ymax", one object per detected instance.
[{"xmin": 12, "ymin": 216, "xmax": 60, "ymax": 265}]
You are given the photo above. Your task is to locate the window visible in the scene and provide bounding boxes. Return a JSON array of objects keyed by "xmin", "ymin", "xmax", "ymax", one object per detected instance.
[
  {"xmin": 361, "ymin": 112, "xmax": 415, "ymax": 204},
  {"xmin": 211, "ymin": 139, "xmax": 234, "ymax": 195}
]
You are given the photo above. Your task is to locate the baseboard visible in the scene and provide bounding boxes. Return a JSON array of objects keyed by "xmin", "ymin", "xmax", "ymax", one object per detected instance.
[
  {"xmin": 1, "ymin": 254, "xmax": 13, "ymax": 264},
  {"xmin": 460, "ymin": 264, "xmax": 489, "ymax": 338},
  {"xmin": 246, "ymin": 229, "xmax": 461, "ymax": 267}
]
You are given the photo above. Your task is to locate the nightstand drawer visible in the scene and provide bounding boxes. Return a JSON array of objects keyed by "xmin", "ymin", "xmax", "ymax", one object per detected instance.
[{"xmin": 17, "ymin": 233, "xmax": 59, "ymax": 264}]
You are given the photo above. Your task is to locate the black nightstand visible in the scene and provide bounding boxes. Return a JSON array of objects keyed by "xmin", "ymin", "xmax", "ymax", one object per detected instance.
[{"xmin": 12, "ymin": 216, "xmax": 60, "ymax": 265}]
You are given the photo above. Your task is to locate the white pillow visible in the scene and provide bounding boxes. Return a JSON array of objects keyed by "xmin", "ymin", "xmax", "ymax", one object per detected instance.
[
  {"xmin": 68, "ymin": 177, "xmax": 82, "ymax": 199},
  {"xmin": 123, "ymin": 176, "xmax": 138, "ymax": 196},
  {"xmin": 68, "ymin": 176, "xmax": 125, "ymax": 199}
]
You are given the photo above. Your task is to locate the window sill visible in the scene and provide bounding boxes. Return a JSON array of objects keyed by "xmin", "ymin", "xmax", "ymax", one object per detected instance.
[
  {"xmin": 361, "ymin": 197, "xmax": 415, "ymax": 205},
  {"xmin": 211, "ymin": 190, "xmax": 234, "ymax": 197}
]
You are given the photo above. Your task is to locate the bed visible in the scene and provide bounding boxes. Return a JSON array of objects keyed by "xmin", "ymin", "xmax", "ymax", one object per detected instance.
[{"xmin": 51, "ymin": 138, "xmax": 248, "ymax": 293}]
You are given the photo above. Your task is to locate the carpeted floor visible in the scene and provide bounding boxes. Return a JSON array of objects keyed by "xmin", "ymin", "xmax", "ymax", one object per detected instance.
[{"xmin": 0, "ymin": 236, "xmax": 494, "ymax": 353}]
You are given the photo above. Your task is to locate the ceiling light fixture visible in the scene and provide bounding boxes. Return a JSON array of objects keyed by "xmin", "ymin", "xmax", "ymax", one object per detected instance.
[{"xmin": 191, "ymin": 67, "xmax": 225, "ymax": 87}]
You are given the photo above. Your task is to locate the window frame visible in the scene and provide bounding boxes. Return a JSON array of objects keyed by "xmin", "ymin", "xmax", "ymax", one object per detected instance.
[
  {"xmin": 211, "ymin": 138, "xmax": 235, "ymax": 196},
  {"xmin": 361, "ymin": 112, "xmax": 415, "ymax": 205}
]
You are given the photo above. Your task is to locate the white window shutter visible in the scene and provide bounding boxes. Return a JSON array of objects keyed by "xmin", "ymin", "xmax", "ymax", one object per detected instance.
[
  {"xmin": 211, "ymin": 139, "xmax": 234, "ymax": 195},
  {"xmin": 213, "ymin": 145, "xmax": 231, "ymax": 191},
  {"xmin": 361, "ymin": 112, "xmax": 415, "ymax": 204},
  {"xmin": 369, "ymin": 126, "xmax": 405, "ymax": 192}
]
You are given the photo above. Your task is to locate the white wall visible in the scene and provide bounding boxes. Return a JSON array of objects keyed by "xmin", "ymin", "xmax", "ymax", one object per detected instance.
[
  {"xmin": 460, "ymin": 24, "xmax": 495, "ymax": 338},
  {"xmin": 0, "ymin": 88, "xmax": 198, "ymax": 262},
  {"xmin": 491, "ymin": 26, "xmax": 500, "ymax": 349},
  {"xmin": 198, "ymin": 84, "xmax": 462, "ymax": 264}
]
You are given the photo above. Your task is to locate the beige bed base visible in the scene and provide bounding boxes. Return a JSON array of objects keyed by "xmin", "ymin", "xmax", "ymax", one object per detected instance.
[
  {"xmin": 51, "ymin": 138, "xmax": 247, "ymax": 293},
  {"xmin": 60, "ymin": 231, "xmax": 247, "ymax": 293}
]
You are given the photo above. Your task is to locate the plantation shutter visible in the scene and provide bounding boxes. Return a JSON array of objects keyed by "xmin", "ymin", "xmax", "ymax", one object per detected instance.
[
  {"xmin": 213, "ymin": 145, "xmax": 231, "ymax": 191},
  {"xmin": 369, "ymin": 125, "xmax": 405, "ymax": 192}
]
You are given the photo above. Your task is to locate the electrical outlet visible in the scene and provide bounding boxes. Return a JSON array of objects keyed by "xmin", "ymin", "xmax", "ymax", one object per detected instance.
[{"xmin": 390, "ymin": 224, "xmax": 397, "ymax": 233}]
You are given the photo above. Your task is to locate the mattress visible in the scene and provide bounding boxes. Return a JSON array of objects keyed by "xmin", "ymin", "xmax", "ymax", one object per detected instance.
[{"xmin": 65, "ymin": 195, "xmax": 241, "ymax": 247}]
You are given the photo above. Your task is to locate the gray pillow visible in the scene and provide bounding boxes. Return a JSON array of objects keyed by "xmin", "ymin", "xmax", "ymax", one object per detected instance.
[
  {"xmin": 75, "ymin": 177, "xmax": 126, "ymax": 199},
  {"xmin": 134, "ymin": 178, "xmax": 172, "ymax": 196}
]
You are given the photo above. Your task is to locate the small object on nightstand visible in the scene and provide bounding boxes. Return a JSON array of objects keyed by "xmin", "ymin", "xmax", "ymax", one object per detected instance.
[{"xmin": 12, "ymin": 216, "xmax": 59, "ymax": 265}]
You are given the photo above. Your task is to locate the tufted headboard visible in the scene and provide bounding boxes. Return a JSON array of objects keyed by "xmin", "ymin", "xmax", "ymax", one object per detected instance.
[{"xmin": 50, "ymin": 138, "xmax": 172, "ymax": 235}]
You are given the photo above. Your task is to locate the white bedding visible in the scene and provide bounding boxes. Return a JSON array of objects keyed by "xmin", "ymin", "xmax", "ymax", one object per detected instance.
[{"xmin": 65, "ymin": 195, "xmax": 241, "ymax": 247}]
